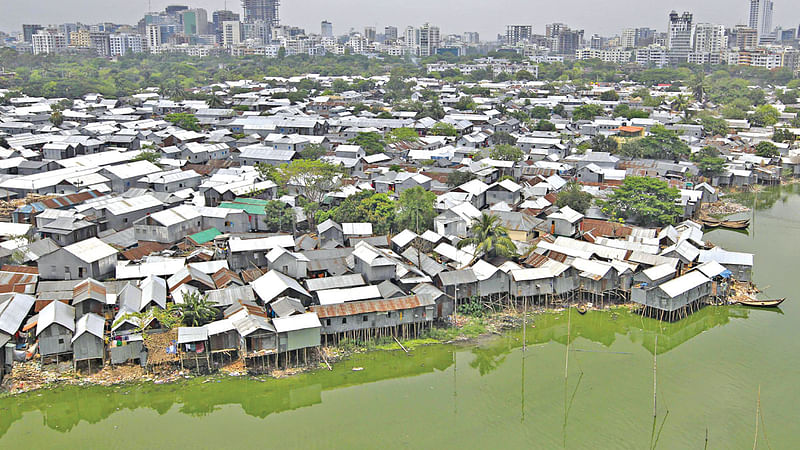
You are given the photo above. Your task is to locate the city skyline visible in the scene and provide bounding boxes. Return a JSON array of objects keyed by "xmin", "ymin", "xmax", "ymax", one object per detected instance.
[{"xmin": 2, "ymin": 0, "xmax": 799, "ymax": 38}]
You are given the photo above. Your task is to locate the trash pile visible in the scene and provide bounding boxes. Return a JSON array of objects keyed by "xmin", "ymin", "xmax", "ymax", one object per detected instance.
[{"xmin": 705, "ymin": 201, "xmax": 750, "ymax": 216}]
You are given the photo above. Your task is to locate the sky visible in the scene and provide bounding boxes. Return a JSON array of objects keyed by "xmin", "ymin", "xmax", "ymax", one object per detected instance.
[{"xmin": 1, "ymin": 0, "xmax": 799, "ymax": 38}]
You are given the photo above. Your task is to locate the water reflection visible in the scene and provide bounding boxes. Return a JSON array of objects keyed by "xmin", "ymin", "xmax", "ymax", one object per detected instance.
[{"xmin": 0, "ymin": 305, "xmax": 751, "ymax": 438}]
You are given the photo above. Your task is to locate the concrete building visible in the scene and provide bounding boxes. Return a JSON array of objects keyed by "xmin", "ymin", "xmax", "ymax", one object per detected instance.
[{"xmin": 749, "ymin": 0, "xmax": 775, "ymax": 43}]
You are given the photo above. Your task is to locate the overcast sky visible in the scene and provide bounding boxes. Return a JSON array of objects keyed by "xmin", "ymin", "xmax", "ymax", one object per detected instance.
[{"xmin": 1, "ymin": 0, "xmax": 798, "ymax": 38}]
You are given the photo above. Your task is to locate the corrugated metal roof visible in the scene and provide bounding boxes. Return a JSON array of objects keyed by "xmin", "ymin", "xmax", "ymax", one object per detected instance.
[
  {"xmin": 72, "ymin": 313, "xmax": 105, "ymax": 342},
  {"xmin": 438, "ymin": 269, "xmax": 478, "ymax": 286},
  {"xmin": 36, "ymin": 299, "xmax": 75, "ymax": 335},
  {"xmin": 317, "ymin": 285, "xmax": 382, "ymax": 306},
  {"xmin": 232, "ymin": 314, "xmax": 275, "ymax": 336},
  {"xmin": 0, "ymin": 293, "xmax": 35, "ymax": 335},
  {"xmin": 310, "ymin": 295, "xmax": 432, "ymax": 318},
  {"xmin": 251, "ymin": 270, "xmax": 311, "ymax": 303},
  {"xmin": 272, "ymin": 312, "xmax": 321, "ymax": 333},
  {"xmin": 698, "ymin": 248, "xmax": 754, "ymax": 267},
  {"xmin": 305, "ymin": 274, "xmax": 365, "ymax": 292},
  {"xmin": 659, "ymin": 271, "xmax": 711, "ymax": 298},
  {"xmin": 64, "ymin": 237, "xmax": 117, "ymax": 263},
  {"xmin": 177, "ymin": 326, "xmax": 209, "ymax": 344}
]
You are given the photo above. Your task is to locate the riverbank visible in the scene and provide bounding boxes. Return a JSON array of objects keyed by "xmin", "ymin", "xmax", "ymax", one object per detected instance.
[{"xmin": 0, "ymin": 309, "xmax": 552, "ymax": 397}]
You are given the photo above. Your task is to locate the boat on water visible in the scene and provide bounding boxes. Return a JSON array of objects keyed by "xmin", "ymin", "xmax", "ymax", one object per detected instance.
[
  {"xmin": 719, "ymin": 219, "xmax": 750, "ymax": 230},
  {"xmin": 735, "ymin": 298, "xmax": 785, "ymax": 308},
  {"xmin": 700, "ymin": 218, "xmax": 722, "ymax": 228}
]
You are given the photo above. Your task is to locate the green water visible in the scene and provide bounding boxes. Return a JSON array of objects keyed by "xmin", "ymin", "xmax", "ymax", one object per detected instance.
[{"xmin": 2, "ymin": 186, "xmax": 800, "ymax": 449}]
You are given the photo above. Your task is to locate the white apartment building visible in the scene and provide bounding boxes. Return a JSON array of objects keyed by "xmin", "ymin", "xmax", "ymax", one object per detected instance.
[
  {"xmin": 636, "ymin": 45, "xmax": 670, "ymax": 68},
  {"xmin": 146, "ymin": 25, "xmax": 162, "ymax": 51},
  {"xmin": 575, "ymin": 47, "xmax": 631, "ymax": 63},
  {"xmin": 109, "ymin": 33, "xmax": 143, "ymax": 56},
  {"xmin": 32, "ymin": 31, "xmax": 67, "ymax": 54},
  {"xmin": 222, "ymin": 21, "xmax": 242, "ymax": 47},
  {"xmin": 693, "ymin": 23, "xmax": 726, "ymax": 54}
]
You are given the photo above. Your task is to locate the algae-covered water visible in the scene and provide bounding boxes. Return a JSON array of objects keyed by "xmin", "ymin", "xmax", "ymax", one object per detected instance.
[{"xmin": 2, "ymin": 186, "xmax": 799, "ymax": 449}]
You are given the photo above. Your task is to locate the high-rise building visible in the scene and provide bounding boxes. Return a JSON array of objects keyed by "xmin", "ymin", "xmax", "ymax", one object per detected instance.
[
  {"xmin": 222, "ymin": 21, "xmax": 242, "ymax": 47},
  {"xmin": 384, "ymin": 26, "xmax": 398, "ymax": 43},
  {"xmin": 89, "ymin": 31, "xmax": 111, "ymax": 57},
  {"xmin": 667, "ymin": 11, "xmax": 693, "ymax": 63},
  {"xmin": 621, "ymin": 28, "xmax": 636, "ymax": 49},
  {"xmin": 749, "ymin": 0, "xmax": 774, "ymax": 44},
  {"xmin": 693, "ymin": 23, "xmax": 726, "ymax": 53},
  {"xmin": 506, "ymin": 25, "xmax": 532, "ymax": 45},
  {"xmin": 22, "ymin": 24, "xmax": 44, "ymax": 43},
  {"xmin": 364, "ymin": 26, "xmax": 376, "ymax": 42},
  {"xmin": 146, "ymin": 24, "xmax": 162, "ymax": 50},
  {"xmin": 181, "ymin": 9, "xmax": 208, "ymax": 35},
  {"xmin": 418, "ymin": 23, "xmax": 440, "ymax": 57},
  {"xmin": 732, "ymin": 25, "xmax": 759, "ymax": 49},
  {"xmin": 321, "ymin": 21, "xmax": 333, "ymax": 38},
  {"xmin": 242, "ymin": 0, "xmax": 280, "ymax": 27},
  {"xmin": 32, "ymin": 30, "xmax": 67, "ymax": 54},
  {"xmin": 546, "ymin": 23, "xmax": 568, "ymax": 38},
  {"xmin": 590, "ymin": 34, "xmax": 603, "ymax": 49},
  {"xmin": 165, "ymin": 5, "xmax": 189, "ymax": 15},
  {"xmin": 109, "ymin": 33, "xmax": 143, "ymax": 56},
  {"xmin": 463, "ymin": 32, "xmax": 480, "ymax": 44},
  {"xmin": 212, "ymin": 10, "xmax": 239, "ymax": 37}
]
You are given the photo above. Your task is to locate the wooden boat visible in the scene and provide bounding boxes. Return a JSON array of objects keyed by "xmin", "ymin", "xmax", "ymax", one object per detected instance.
[
  {"xmin": 700, "ymin": 218, "xmax": 722, "ymax": 228},
  {"xmin": 576, "ymin": 305, "xmax": 588, "ymax": 315},
  {"xmin": 736, "ymin": 298, "xmax": 785, "ymax": 308},
  {"xmin": 720, "ymin": 219, "xmax": 750, "ymax": 230}
]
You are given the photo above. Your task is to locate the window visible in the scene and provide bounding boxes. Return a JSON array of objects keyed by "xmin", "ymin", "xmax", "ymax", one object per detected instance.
[
  {"xmin": 342, "ymin": 317, "xmax": 347, "ymax": 324},
  {"xmin": 58, "ymin": 338, "xmax": 64, "ymax": 344},
  {"xmin": 124, "ymin": 218, "xmax": 128, "ymax": 223},
  {"xmin": 362, "ymin": 315, "xmax": 368, "ymax": 322},
  {"xmin": 326, "ymin": 319, "xmax": 331, "ymax": 326},
  {"xmin": 387, "ymin": 312, "xmax": 392, "ymax": 318}
]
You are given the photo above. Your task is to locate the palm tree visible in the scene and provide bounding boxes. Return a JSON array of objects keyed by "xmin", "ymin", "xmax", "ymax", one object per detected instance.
[
  {"xmin": 671, "ymin": 94, "xmax": 690, "ymax": 119},
  {"xmin": 457, "ymin": 213, "xmax": 517, "ymax": 263},
  {"xmin": 690, "ymin": 74, "xmax": 706, "ymax": 106},
  {"xmin": 207, "ymin": 94, "xmax": 226, "ymax": 109},
  {"xmin": 176, "ymin": 292, "xmax": 217, "ymax": 326}
]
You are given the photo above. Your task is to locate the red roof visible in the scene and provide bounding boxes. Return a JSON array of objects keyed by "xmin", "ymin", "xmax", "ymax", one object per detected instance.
[{"xmin": 310, "ymin": 295, "xmax": 424, "ymax": 319}]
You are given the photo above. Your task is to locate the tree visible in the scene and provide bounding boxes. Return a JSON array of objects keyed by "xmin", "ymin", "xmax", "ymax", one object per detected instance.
[
  {"xmin": 701, "ymin": 116, "xmax": 729, "ymax": 137},
  {"xmin": 535, "ymin": 120, "xmax": 556, "ymax": 131},
  {"xmin": 552, "ymin": 104, "xmax": 566, "ymax": 117},
  {"xmin": 386, "ymin": 127, "xmax": 419, "ymax": 143},
  {"xmin": 165, "ymin": 112, "xmax": 201, "ymax": 132},
  {"xmin": 132, "ymin": 150, "xmax": 161, "ymax": 164},
  {"xmin": 348, "ymin": 132, "xmax": 385, "ymax": 155},
  {"xmin": 263, "ymin": 200, "xmax": 295, "ymax": 232},
  {"xmin": 515, "ymin": 69, "xmax": 536, "ymax": 81},
  {"xmin": 691, "ymin": 146, "xmax": 726, "ymax": 177},
  {"xmin": 396, "ymin": 186, "xmax": 436, "ymax": 234},
  {"xmin": 430, "ymin": 122, "xmax": 458, "ymax": 137},
  {"xmin": 599, "ymin": 90, "xmax": 619, "ymax": 101},
  {"xmin": 49, "ymin": 110, "xmax": 64, "ymax": 127},
  {"xmin": 457, "ymin": 213, "xmax": 517, "ymax": 262},
  {"xmin": 207, "ymin": 94, "xmax": 226, "ymax": 108},
  {"xmin": 584, "ymin": 134, "xmax": 618, "ymax": 153},
  {"xmin": 278, "ymin": 159, "xmax": 343, "ymax": 204},
  {"xmin": 754, "ymin": 141, "xmax": 779, "ymax": 158},
  {"xmin": 599, "ymin": 176, "xmax": 682, "ymax": 227},
  {"xmin": 750, "ymin": 104, "xmax": 780, "ymax": 127},
  {"xmin": 299, "ymin": 143, "xmax": 328, "ymax": 160},
  {"xmin": 316, "ymin": 191, "xmax": 396, "ymax": 234},
  {"xmin": 529, "ymin": 106, "xmax": 550, "ymax": 119},
  {"xmin": 489, "ymin": 144, "xmax": 523, "ymax": 162},
  {"xmin": 773, "ymin": 128, "xmax": 796, "ymax": 143},
  {"xmin": 572, "ymin": 104, "xmax": 604, "ymax": 121},
  {"xmin": 618, "ymin": 125, "xmax": 689, "ymax": 160},
  {"xmin": 493, "ymin": 131, "xmax": 517, "ymax": 145},
  {"xmin": 555, "ymin": 182, "xmax": 593, "ymax": 213},
  {"xmin": 454, "ymin": 96, "xmax": 476, "ymax": 111},
  {"xmin": 447, "ymin": 171, "xmax": 476, "ymax": 187},
  {"xmin": 176, "ymin": 291, "xmax": 217, "ymax": 327},
  {"xmin": 670, "ymin": 94, "xmax": 691, "ymax": 119},
  {"xmin": 690, "ymin": 74, "xmax": 706, "ymax": 104}
]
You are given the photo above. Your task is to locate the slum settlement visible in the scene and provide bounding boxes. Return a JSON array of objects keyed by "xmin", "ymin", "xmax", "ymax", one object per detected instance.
[{"xmin": 0, "ymin": 71, "xmax": 786, "ymax": 384}]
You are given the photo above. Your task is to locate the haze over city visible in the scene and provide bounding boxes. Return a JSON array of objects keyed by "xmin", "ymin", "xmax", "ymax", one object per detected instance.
[{"xmin": 2, "ymin": 0, "xmax": 799, "ymax": 36}]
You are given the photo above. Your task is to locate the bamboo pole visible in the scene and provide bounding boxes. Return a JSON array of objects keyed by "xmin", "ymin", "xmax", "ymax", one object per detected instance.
[
  {"xmin": 753, "ymin": 384, "xmax": 761, "ymax": 450},
  {"xmin": 564, "ymin": 306, "xmax": 571, "ymax": 379},
  {"xmin": 653, "ymin": 335, "xmax": 658, "ymax": 418}
]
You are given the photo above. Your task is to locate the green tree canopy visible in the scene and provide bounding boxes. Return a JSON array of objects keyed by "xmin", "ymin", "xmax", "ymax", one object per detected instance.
[
  {"xmin": 572, "ymin": 104, "xmax": 605, "ymax": 121},
  {"xmin": 262, "ymin": 200, "xmax": 295, "ymax": 232},
  {"xmin": 750, "ymin": 104, "xmax": 780, "ymax": 127},
  {"xmin": 396, "ymin": 186, "xmax": 437, "ymax": 234},
  {"xmin": 386, "ymin": 127, "xmax": 419, "ymax": 143},
  {"xmin": 165, "ymin": 112, "xmax": 201, "ymax": 132},
  {"xmin": 492, "ymin": 131, "xmax": 517, "ymax": 145},
  {"xmin": 176, "ymin": 292, "xmax": 217, "ymax": 327},
  {"xmin": 316, "ymin": 191, "xmax": 396, "ymax": 234},
  {"xmin": 555, "ymin": 182, "xmax": 594, "ymax": 213},
  {"xmin": 755, "ymin": 141, "xmax": 779, "ymax": 158},
  {"xmin": 700, "ymin": 115, "xmax": 729, "ymax": 137},
  {"xmin": 298, "ymin": 143, "xmax": 328, "ymax": 160},
  {"xmin": 447, "ymin": 171, "xmax": 477, "ymax": 187},
  {"xmin": 430, "ymin": 122, "xmax": 458, "ymax": 136},
  {"xmin": 529, "ymin": 106, "xmax": 550, "ymax": 119},
  {"xmin": 599, "ymin": 90, "xmax": 619, "ymax": 101},
  {"xmin": 600, "ymin": 176, "xmax": 682, "ymax": 227},
  {"xmin": 690, "ymin": 146, "xmax": 726, "ymax": 177},
  {"xmin": 457, "ymin": 213, "xmax": 517, "ymax": 261},
  {"xmin": 348, "ymin": 132, "xmax": 385, "ymax": 155},
  {"xmin": 489, "ymin": 144, "xmax": 524, "ymax": 161},
  {"xmin": 617, "ymin": 125, "xmax": 689, "ymax": 160}
]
